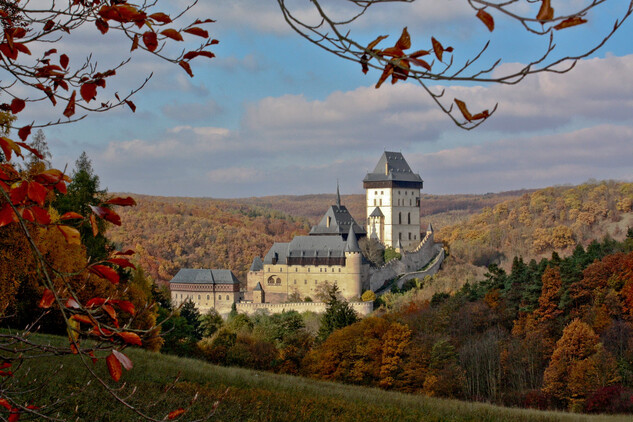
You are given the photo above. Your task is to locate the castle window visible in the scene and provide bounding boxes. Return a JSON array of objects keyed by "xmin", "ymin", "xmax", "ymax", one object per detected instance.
[
  {"xmin": 410, "ymin": 199, "xmax": 412, "ymax": 206},
  {"xmin": 373, "ymin": 199, "xmax": 376, "ymax": 206},
  {"xmin": 399, "ymin": 212, "xmax": 402, "ymax": 224},
  {"xmin": 381, "ymin": 191, "xmax": 383, "ymax": 194},
  {"xmin": 308, "ymin": 268, "xmax": 310, "ymax": 272},
  {"xmin": 294, "ymin": 280, "xmax": 297, "ymax": 284},
  {"xmin": 332, "ymin": 268, "xmax": 334, "ymax": 272},
  {"xmin": 304, "ymin": 280, "xmax": 307, "ymax": 284},
  {"xmin": 218, "ymin": 295, "xmax": 221, "ymax": 300},
  {"xmin": 295, "ymin": 268, "xmax": 298, "ymax": 272},
  {"xmin": 408, "ymin": 232, "xmax": 411, "ymax": 240},
  {"xmin": 198, "ymin": 295, "xmax": 201, "ymax": 300},
  {"xmin": 379, "ymin": 199, "xmax": 382, "ymax": 206},
  {"xmin": 315, "ymin": 280, "xmax": 317, "ymax": 285},
  {"xmin": 226, "ymin": 295, "xmax": 229, "ymax": 300},
  {"xmin": 375, "ymin": 190, "xmax": 378, "ymax": 195},
  {"xmin": 414, "ymin": 234, "xmax": 416, "ymax": 240},
  {"xmin": 399, "ymin": 232, "xmax": 402, "ymax": 240},
  {"xmin": 408, "ymin": 213, "xmax": 411, "ymax": 224},
  {"xmin": 276, "ymin": 278, "xmax": 281, "ymax": 285},
  {"xmin": 207, "ymin": 295, "xmax": 209, "ymax": 300},
  {"xmin": 267, "ymin": 276, "xmax": 275, "ymax": 285},
  {"xmin": 398, "ymin": 190, "xmax": 401, "ymax": 195},
  {"xmin": 339, "ymin": 268, "xmax": 341, "ymax": 272}
]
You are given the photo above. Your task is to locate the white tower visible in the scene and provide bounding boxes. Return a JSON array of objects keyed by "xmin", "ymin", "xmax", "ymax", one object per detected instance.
[{"xmin": 363, "ymin": 151, "xmax": 423, "ymax": 249}]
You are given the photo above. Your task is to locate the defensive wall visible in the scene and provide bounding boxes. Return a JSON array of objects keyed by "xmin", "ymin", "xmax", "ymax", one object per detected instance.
[
  {"xmin": 366, "ymin": 231, "xmax": 444, "ymax": 292},
  {"xmin": 236, "ymin": 300, "xmax": 373, "ymax": 317}
]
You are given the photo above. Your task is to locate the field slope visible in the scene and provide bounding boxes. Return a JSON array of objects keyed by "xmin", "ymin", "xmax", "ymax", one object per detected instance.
[{"xmin": 17, "ymin": 336, "xmax": 630, "ymax": 422}]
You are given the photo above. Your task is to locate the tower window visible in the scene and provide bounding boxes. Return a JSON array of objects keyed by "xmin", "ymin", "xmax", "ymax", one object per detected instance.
[
  {"xmin": 399, "ymin": 232, "xmax": 402, "ymax": 240},
  {"xmin": 399, "ymin": 212, "xmax": 402, "ymax": 224},
  {"xmin": 409, "ymin": 232, "xmax": 412, "ymax": 240},
  {"xmin": 408, "ymin": 213, "xmax": 411, "ymax": 224}
]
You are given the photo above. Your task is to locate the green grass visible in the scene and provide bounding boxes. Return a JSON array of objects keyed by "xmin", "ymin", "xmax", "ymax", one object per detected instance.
[{"xmin": 8, "ymin": 334, "xmax": 632, "ymax": 421}]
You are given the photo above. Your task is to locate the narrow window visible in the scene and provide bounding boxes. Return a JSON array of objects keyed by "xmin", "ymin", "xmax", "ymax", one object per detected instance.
[
  {"xmin": 399, "ymin": 232, "xmax": 402, "ymax": 240},
  {"xmin": 304, "ymin": 280, "xmax": 307, "ymax": 284},
  {"xmin": 408, "ymin": 213, "xmax": 411, "ymax": 224},
  {"xmin": 339, "ymin": 268, "xmax": 341, "ymax": 272},
  {"xmin": 294, "ymin": 280, "xmax": 297, "ymax": 284},
  {"xmin": 226, "ymin": 295, "xmax": 229, "ymax": 300},
  {"xmin": 207, "ymin": 295, "xmax": 209, "ymax": 300},
  {"xmin": 218, "ymin": 295, "xmax": 221, "ymax": 300},
  {"xmin": 198, "ymin": 295, "xmax": 201, "ymax": 300},
  {"xmin": 408, "ymin": 232, "xmax": 412, "ymax": 240},
  {"xmin": 399, "ymin": 212, "xmax": 402, "ymax": 224}
]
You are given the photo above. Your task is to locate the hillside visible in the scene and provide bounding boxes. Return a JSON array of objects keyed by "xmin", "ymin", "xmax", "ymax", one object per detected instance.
[
  {"xmin": 108, "ymin": 195, "xmax": 311, "ymax": 284},
  {"xmin": 437, "ymin": 181, "xmax": 633, "ymax": 267},
  {"xmin": 16, "ymin": 334, "xmax": 629, "ymax": 421}
]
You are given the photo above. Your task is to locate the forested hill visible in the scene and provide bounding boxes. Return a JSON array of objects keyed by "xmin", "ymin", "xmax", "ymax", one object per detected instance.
[
  {"xmin": 108, "ymin": 190, "xmax": 529, "ymax": 285},
  {"xmin": 107, "ymin": 195, "xmax": 311, "ymax": 284},
  {"xmin": 437, "ymin": 181, "xmax": 633, "ymax": 267}
]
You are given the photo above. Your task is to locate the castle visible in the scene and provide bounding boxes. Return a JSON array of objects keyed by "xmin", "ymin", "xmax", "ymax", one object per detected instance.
[{"xmin": 169, "ymin": 151, "xmax": 444, "ymax": 316}]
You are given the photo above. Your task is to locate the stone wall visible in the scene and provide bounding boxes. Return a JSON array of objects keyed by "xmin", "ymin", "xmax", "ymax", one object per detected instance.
[
  {"xmin": 367, "ymin": 232, "xmax": 444, "ymax": 292},
  {"xmin": 395, "ymin": 247, "xmax": 445, "ymax": 288},
  {"xmin": 236, "ymin": 301, "xmax": 373, "ymax": 317}
]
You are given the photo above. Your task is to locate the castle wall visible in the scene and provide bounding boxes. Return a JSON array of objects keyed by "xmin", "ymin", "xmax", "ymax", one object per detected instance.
[
  {"xmin": 366, "ymin": 186, "xmax": 421, "ymax": 249},
  {"xmin": 171, "ymin": 283, "xmax": 241, "ymax": 315},
  {"xmin": 236, "ymin": 301, "xmax": 373, "ymax": 317},
  {"xmin": 367, "ymin": 232, "xmax": 444, "ymax": 292}
]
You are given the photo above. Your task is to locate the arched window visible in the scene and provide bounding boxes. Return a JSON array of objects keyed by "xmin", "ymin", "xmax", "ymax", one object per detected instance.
[
  {"xmin": 267, "ymin": 276, "xmax": 275, "ymax": 285},
  {"xmin": 408, "ymin": 213, "xmax": 411, "ymax": 224},
  {"xmin": 198, "ymin": 295, "xmax": 200, "ymax": 300},
  {"xmin": 276, "ymin": 277, "xmax": 281, "ymax": 285},
  {"xmin": 226, "ymin": 295, "xmax": 229, "ymax": 300},
  {"xmin": 398, "ymin": 212, "xmax": 402, "ymax": 224},
  {"xmin": 218, "ymin": 295, "xmax": 221, "ymax": 300},
  {"xmin": 207, "ymin": 295, "xmax": 209, "ymax": 300}
]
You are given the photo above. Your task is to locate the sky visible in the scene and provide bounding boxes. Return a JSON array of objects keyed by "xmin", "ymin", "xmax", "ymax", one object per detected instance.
[{"xmin": 14, "ymin": 0, "xmax": 633, "ymax": 198}]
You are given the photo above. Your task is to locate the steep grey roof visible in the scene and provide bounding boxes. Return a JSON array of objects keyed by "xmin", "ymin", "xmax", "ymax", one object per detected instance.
[
  {"xmin": 249, "ymin": 256, "xmax": 263, "ymax": 272},
  {"xmin": 369, "ymin": 207, "xmax": 384, "ymax": 217},
  {"xmin": 253, "ymin": 282, "xmax": 263, "ymax": 291},
  {"xmin": 426, "ymin": 222, "xmax": 434, "ymax": 233},
  {"xmin": 170, "ymin": 268, "xmax": 240, "ymax": 285},
  {"xmin": 345, "ymin": 226, "xmax": 361, "ymax": 253},
  {"xmin": 309, "ymin": 204, "xmax": 366, "ymax": 237},
  {"xmin": 287, "ymin": 236, "xmax": 347, "ymax": 258},
  {"xmin": 363, "ymin": 151, "xmax": 423, "ymax": 184},
  {"xmin": 263, "ymin": 242, "xmax": 290, "ymax": 264},
  {"xmin": 395, "ymin": 239, "xmax": 403, "ymax": 250}
]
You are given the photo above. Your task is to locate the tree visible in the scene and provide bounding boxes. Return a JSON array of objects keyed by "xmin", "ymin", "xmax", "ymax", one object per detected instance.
[
  {"xmin": 317, "ymin": 284, "xmax": 359, "ymax": 342},
  {"xmin": 0, "ymin": 1, "xmax": 218, "ymax": 419},
  {"xmin": 278, "ymin": 0, "xmax": 633, "ymax": 128},
  {"xmin": 543, "ymin": 319, "xmax": 620, "ymax": 410}
]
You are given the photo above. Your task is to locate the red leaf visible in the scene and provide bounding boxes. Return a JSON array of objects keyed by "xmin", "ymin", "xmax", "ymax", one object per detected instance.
[
  {"xmin": 63, "ymin": 90, "xmax": 76, "ymax": 118},
  {"xmin": 125, "ymin": 100, "xmax": 136, "ymax": 112},
  {"xmin": 554, "ymin": 17, "xmax": 587, "ymax": 30},
  {"xmin": 56, "ymin": 181, "xmax": 67, "ymax": 194},
  {"xmin": 106, "ymin": 352, "xmax": 122, "ymax": 381},
  {"xmin": 27, "ymin": 181, "xmax": 47, "ymax": 206},
  {"xmin": 89, "ymin": 205, "xmax": 121, "ymax": 225},
  {"xmin": 90, "ymin": 213, "xmax": 98, "ymax": 236},
  {"xmin": 70, "ymin": 314, "xmax": 95, "ymax": 325},
  {"xmin": 0, "ymin": 398, "xmax": 10, "ymax": 410},
  {"xmin": 80, "ymin": 83, "xmax": 97, "ymax": 103},
  {"xmin": 395, "ymin": 27, "xmax": 411, "ymax": 50},
  {"xmin": 10, "ymin": 182, "xmax": 27, "ymax": 204},
  {"xmin": 183, "ymin": 27, "xmax": 208, "ymax": 38},
  {"xmin": 105, "ymin": 196, "xmax": 136, "ymax": 206},
  {"xmin": 102, "ymin": 304, "xmax": 117, "ymax": 321},
  {"xmin": 537, "ymin": 0, "xmax": 554, "ymax": 21},
  {"xmin": 117, "ymin": 332, "xmax": 142, "ymax": 346},
  {"xmin": 21, "ymin": 208, "xmax": 35, "ymax": 223},
  {"xmin": 149, "ymin": 13, "xmax": 172, "ymax": 24},
  {"xmin": 44, "ymin": 20, "xmax": 55, "ymax": 32},
  {"xmin": 431, "ymin": 37, "xmax": 444, "ymax": 62},
  {"xmin": 60, "ymin": 211, "xmax": 84, "ymax": 220},
  {"xmin": 366, "ymin": 34, "xmax": 389, "ymax": 51},
  {"xmin": 60, "ymin": 54, "xmax": 69, "ymax": 69},
  {"xmin": 0, "ymin": 137, "xmax": 21, "ymax": 161},
  {"xmin": 114, "ymin": 249, "xmax": 135, "ymax": 256},
  {"xmin": 112, "ymin": 349, "xmax": 133, "ymax": 370},
  {"xmin": 16, "ymin": 142, "xmax": 44, "ymax": 159},
  {"xmin": 179, "ymin": 61, "xmax": 193, "ymax": 77},
  {"xmin": 107, "ymin": 258, "xmax": 136, "ymax": 269},
  {"xmin": 89, "ymin": 264, "xmax": 120, "ymax": 284},
  {"xmin": 111, "ymin": 300, "xmax": 135, "ymax": 315},
  {"xmin": 18, "ymin": 126, "xmax": 31, "ymax": 142},
  {"xmin": 38, "ymin": 289, "xmax": 56, "ymax": 308},
  {"xmin": 0, "ymin": 204, "xmax": 17, "ymax": 227},
  {"xmin": 31, "ymin": 206, "xmax": 51, "ymax": 225},
  {"xmin": 476, "ymin": 9, "xmax": 495, "ymax": 32},
  {"xmin": 86, "ymin": 297, "xmax": 107, "ymax": 308},
  {"xmin": 193, "ymin": 19, "xmax": 216, "ymax": 24},
  {"xmin": 142, "ymin": 31, "xmax": 158, "ymax": 52},
  {"xmin": 168, "ymin": 408, "xmax": 186, "ymax": 420},
  {"xmin": 410, "ymin": 58, "xmax": 431, "ymax": 71},
  {"xmin": 8, "ymin": 411, "xmax": 19, "ymax": 422},
  {"xmin": 95, "ymin": 18, "xmax": 109, "ymax": 34},
  {"xmin": 454, "ymin": 98, "xmax": 473, "ymax": 121},
  {"xmin": 161, "ymin": 29, "xmax": 183, "ymax": 41},
  {"xmin": 10, "ymin": 98, "xmax": 25, "ymax": 114},
  {"xmin": 57, "ymin": 225, "xmax": 81, "ymax": 245},
  {"xmin": 65, "ymin": 298, "xmax": 81, "ymax": 309},
  {"xmin": 44, "ymin": 48, "xmax": 57, "ymax": 57},
  {"xmin": 131, "ymin": 34, "xmax": 139, "ymax": 52}
]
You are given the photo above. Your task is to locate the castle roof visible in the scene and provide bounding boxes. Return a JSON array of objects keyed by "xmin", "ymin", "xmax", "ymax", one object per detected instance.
[
  {"xmin": 170, "ymin": 268, "xmax": 240, "ymax": 285},
  {"xmin": 309, "ymin": 204, "xmax": 366, "ymax": 237},
  {"xmin": 363, "ymin": 151, "xmax": 423, "ymax": 187},
  {"xmin": 369, "ymin": 207, "xmax": 384, "ymax": 217},
  {"xmin": 345, "ymin": 226, "xmax": 361, "ymax": 253},
  {"xmin": 263, "ymin": 242, "xmax": 290, "ymax": 264},
  {"xmin": 249, "ymin": 256, "xmax": 263, "ymax": 272},
  {"xmin": 253, "ymin": 282, "xmax": 263, "ymax": 291}
]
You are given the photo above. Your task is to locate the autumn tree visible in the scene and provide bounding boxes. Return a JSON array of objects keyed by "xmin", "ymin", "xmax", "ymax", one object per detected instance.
[
  {"xmin": 543, "ymin": 319, "xmax": 620, "ymax": 410},
  {"xmin": 0, "ymin": 0, "xmax": 218, "ymax": 419}
]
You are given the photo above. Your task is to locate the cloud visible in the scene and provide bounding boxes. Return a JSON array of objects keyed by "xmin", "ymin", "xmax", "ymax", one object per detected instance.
[
  {"xmin": 415, "ymin": 124, "xmax": 633, "ymax": 194},
  {"xmin": 162, "ymin": 100, "xmax": 224, "ymax": 122}
]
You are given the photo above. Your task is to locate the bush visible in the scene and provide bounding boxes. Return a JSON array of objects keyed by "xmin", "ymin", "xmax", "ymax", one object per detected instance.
[
  {"xmin": 585, "ymin": 385, "xmax": 633, "ymax": 414},
  {"xmin": 361, "ymin": 290, "xmax": 376, "ymax": 302}
]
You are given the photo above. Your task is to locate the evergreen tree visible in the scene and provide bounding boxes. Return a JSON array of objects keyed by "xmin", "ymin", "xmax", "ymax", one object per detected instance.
[
  {"xmin": 54, "ymin": 152, "xmax": 111, "ymax": 260},
  {"xmin": 317, "ymin": 284, "xmax": 358, "ymax": 342},
  {"xmin": 26, "ymin": 129, "xmax": 52, "ymax": 169},
  {"xmin": 180, "ymin": 299, "xmax": 203, "ymax": 340}
]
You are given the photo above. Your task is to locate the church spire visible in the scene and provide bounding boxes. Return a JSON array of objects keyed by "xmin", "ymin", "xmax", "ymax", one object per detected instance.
[{"xmin": 336, "ymin": 180, "xmax": 341, "ymax": 207}]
